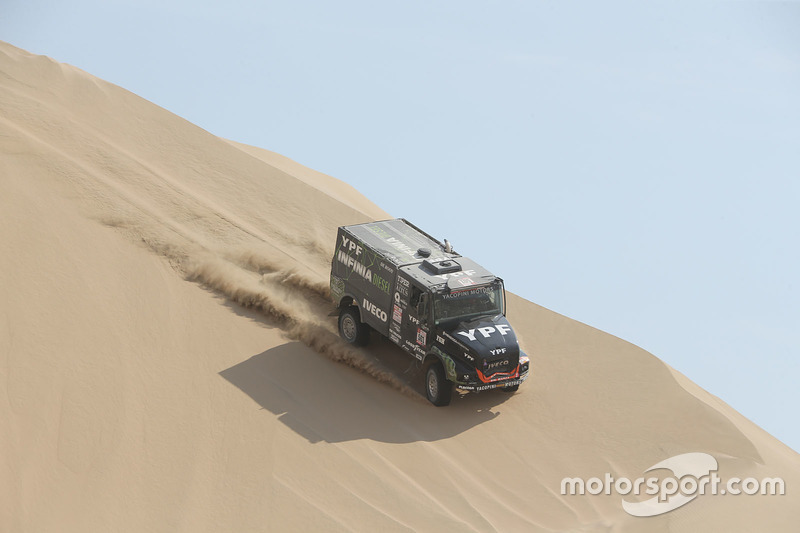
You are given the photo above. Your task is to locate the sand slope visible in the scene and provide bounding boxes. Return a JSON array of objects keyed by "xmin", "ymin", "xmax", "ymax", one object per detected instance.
[{"xmin": 1, "ymin": 41, "xmax": 798, "ymax": 532}]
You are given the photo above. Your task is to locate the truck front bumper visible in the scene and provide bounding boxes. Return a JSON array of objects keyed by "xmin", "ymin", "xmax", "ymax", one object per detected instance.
[{"xmin": 453, "ymin": 352, "xmax": 531, "ymax": 392}]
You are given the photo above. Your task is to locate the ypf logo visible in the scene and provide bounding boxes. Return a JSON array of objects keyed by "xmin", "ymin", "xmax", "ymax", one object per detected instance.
[{"xmin": 456, "ymin": 324, "xmax": 511, "ymax": 342}]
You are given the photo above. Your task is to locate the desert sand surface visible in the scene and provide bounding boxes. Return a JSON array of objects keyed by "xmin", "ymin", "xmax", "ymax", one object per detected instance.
[{"xmin": 1, "ymin": 41, "xmax": 798, "ymax": 532}]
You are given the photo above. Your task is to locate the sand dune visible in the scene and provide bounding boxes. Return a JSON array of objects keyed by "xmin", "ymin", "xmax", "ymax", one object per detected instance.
[{"xmin": 1, "ymin": 41, "xmax": 798, "ymax": 532}]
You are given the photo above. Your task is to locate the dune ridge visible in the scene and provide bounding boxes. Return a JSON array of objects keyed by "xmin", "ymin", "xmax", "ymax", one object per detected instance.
[
  {"xmin": 1, "ymin": 41, "xmax": 410, "ymax": 395},
  {"xmin": 1, "ymin": 41, "xmax": 798, "ymax": 532}
]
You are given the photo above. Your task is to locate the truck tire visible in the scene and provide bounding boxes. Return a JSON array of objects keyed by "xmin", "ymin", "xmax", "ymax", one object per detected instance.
[
  {"xmin": 338, "ymin": 306, "xmax": 369, "ymax": 346},
  {"xmin": 425, "ymin": 361, "xmax": 452, "ymax": 406},
  {"xmin": 500, "ymin": 384, "xmax": 520, "ymax": 393}
]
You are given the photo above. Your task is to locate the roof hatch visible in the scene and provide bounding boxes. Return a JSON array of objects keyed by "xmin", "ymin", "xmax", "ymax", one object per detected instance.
[{"xmin": 422, "ymin": 259, "xmax": 461, "ymax": 275}]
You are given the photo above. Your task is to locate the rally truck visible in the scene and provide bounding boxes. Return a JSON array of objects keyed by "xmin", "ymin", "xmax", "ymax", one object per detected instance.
[{"xmin": 330, "ymin": 218, "xmax": 530, "ymax": 406}]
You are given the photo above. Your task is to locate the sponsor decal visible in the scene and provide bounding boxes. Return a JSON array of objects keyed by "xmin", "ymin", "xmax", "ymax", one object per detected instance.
[
  {"xmin": 394, "ymin": 289, "xmax": 410, "ymax": 305},
  {"xmin": 443, "ymin": 355, "xmax": 457, "ymax": 381},
  {"xmin": 337, "ymin": 248, "xmax": 373, "ymax": 283},
  {"xmin": 404, "ymin": 340, "xmax": 426, "ymax": 357},
  {"xmin": 389, "ymin": 329, "xmax": 401, "ymax": 344},
  {"xmin": 362, "ymin": 297, "xmax": 388, "ymax": 322},
  {"xmin": 458, "ymin": 377, "xmax": 525, "ymax": 391},
  {"xmin": 485, "ymin": 359, "xmax": 510, "ymax": 371},
  {"xmin": 435, "ymin": 269, "xmax": 477, "ymax": 281},
  {"xmin": 436, "ymin": 335, "xmax": 445, "ymax": 344},
  {"xmin": 441, "ymin": 286, "xmax": 494, "ymax": 300},
  {"xmin": 416, "ymin": 328, "xmax": 427, "ymax": 345},
  {"xmin": 462, "ymin": 351, "xmax": 475, "ymax": 362},
  {"xmin": 330, "ymin": 275, "xmax": 344, "ymax": 300},
  {"xmin": 385, "ymin": 236, "xmax": 419, "ymax": 258},
  {"xmin": 392, "ymin": 304, "xmax": 402, "ymax": 323},
  {"xmin": 409, "ymin": 315, "xmax": 420, "ymax": 325},
  {"xmin": 456, "ymin": 324, "xmax": 512, "ymax": 341},
  {"xmin": 443, "ymin": 331, "xmax": 469, "ymax": 348},
  {"xmin": 397, "ymin": 276, "xmax": 410, "ymax": 288},
  {"xmin": 457, "ymin": 277, "xmax": 475, "ymax": 286},
  {"xmin": 372, "ymin": 273, "xmax": 391, "ymax": 295},
  {"xmin": 490, "ymin": 347, "xmax": 507, "ymax": 356},
  {"xmin": 340, "ymin": 235, "xmax": 362, "ymax": 256},
  {"xmin": 378, "ymin": 261, "xmax": 394, "ymax": 276}
]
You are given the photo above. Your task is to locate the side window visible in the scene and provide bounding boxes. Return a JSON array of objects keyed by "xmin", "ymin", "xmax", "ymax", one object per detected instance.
[
  {"xmin": 418, "ymin": 293, "xmax": 429, "ymax": 324},
  {"xmin": 409, "ymin": 286, "xmax": 429, "ymax": 323},
  {"xmin": 410, "ymin": 286, "xmax": 422, "ymax": 308}
]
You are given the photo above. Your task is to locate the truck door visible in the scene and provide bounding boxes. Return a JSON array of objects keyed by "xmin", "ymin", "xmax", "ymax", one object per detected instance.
[{"xmin": 401, "ymin": 283, "xmax": 433, "ymax": 360}]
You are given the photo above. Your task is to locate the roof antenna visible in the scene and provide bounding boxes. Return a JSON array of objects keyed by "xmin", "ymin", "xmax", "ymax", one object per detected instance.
[{"xmin": 444, "ymin": 239, "xmax": 453, "ymax": 253}]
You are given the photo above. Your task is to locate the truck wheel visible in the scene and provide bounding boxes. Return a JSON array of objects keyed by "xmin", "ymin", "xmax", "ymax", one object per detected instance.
[
  {"xmin": 500, "ymin": 384, "xmax": 520, "ymax": 393},
  {"xmin": 338, "ymin": 306, "xmax": 369, "ymax": 346},
  {"xmin": 425, "ymin": 361, "xmax": 452, "ymax": 406}
]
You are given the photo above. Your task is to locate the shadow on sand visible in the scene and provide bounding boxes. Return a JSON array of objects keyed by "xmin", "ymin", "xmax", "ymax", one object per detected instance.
[{"xmin": 219, "ymin": 337, "xmax": 517, "ymax": 444}]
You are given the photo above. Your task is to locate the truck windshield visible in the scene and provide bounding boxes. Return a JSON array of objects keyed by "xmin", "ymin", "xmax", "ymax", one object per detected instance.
[{"xmin": 433, "ymin": 283, "xmax": 504, "ymax": 325}]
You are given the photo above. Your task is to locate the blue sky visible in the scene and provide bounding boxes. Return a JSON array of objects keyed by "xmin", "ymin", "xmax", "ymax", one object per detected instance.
[{"xmin": 4, "ymin": 1, "xmax": 798, "ymax": 452}]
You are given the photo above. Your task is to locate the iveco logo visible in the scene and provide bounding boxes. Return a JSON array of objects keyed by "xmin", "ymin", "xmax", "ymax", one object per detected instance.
[
  {"xmin": 362, "ymin": 298, "xmax": 388, "ymax": 322},
  {"xmin": 486, "ymin": 360, "xmax": 509, "ymax": 370}
]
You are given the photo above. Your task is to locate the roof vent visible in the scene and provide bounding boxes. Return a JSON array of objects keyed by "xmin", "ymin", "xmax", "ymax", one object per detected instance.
[{"xmin": 417, "ymin": 247, "xmax": 431, "ymax": 257}]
